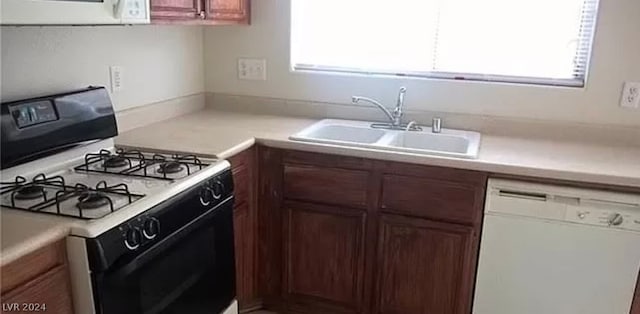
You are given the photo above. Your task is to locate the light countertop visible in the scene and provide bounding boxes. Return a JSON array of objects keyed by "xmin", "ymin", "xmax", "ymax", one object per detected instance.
[
  {"xmin": 1, "ymin": 210, "xmax": 73, "ymax": 266},
  {"xmin": 3, "ymin": 109, "xmax": 639, "ymax": 266},
  {"xmin": 116, "ymin": 109, "xmax": 640, "ymax": 189}
]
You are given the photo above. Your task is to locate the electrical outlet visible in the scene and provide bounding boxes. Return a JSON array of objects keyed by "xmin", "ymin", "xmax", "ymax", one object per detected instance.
[
  {"xmin": 238, "ymin": 58, "xmax": 267, "ymax": 81},
  {"xmin": 620, "ymin": 82, "xmax": 640, "ymax": 109},
  {"xmin": 110, "ymin": 66, "xmax": 124, "ymax": 93}
]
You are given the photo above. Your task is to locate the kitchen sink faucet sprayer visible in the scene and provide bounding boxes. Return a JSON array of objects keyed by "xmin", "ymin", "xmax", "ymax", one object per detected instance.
[
  {"xmin": 394, "ymin": 86, "xmax": 406, "ymax": 126},
  {"xmin": 352, "ymin": 87, "xmax": 407, "ymax": 129}
]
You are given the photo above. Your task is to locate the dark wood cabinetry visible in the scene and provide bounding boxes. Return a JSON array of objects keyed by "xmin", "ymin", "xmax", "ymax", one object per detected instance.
[
  {"xmin": 150, "ymin": 0, "xmax": 201, "ymax": 21},
  {"xmin": 258, "ymin": 147, "xmax": 487, "ymax": 314},
  {"xmin": 1, "ymin": 240, "xmax": 74, "ymax": 314},
  {"xmin": 205, "ymin": 0, "xmax": 249, "ymax": 22},
  {"xmin": 229, "ymin": 147, "xmax": 260, "ymax": 312},
  {"xmin": 375, "ymin": 215, "xmax": 476, "ymax": 314},
  {"xmin": 283, "ymin": 201, "xmax": 367, "ymax": 313},
  {"xmin": 150, "ymin": 0, "xmax": 249, "ymax": 24}
]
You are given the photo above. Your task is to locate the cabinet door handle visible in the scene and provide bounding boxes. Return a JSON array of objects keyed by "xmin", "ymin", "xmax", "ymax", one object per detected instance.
[{"xmin": 199, "ymin": 11, "xmax": 206, "ymax": 19}]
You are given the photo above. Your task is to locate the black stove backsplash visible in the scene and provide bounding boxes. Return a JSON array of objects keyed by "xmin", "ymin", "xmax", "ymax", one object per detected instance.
[{"xmin": 1, "ymin": 87, "xmax": 118, "ymax": 169}]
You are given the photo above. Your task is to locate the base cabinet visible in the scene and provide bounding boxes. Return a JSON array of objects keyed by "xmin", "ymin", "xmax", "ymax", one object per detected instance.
[
  {"xmin": 0, "ymin": 240, "xmax": 73, "ymax": 314},
  {"xmin": 229, "ymin": 148, "xmax": 260, "ymax": 312},
  {"xmin": 283, "ymin": 202, "xmax": 367, "ymax": 313},
  {"xmin": 375, "ymin": 215, "xmax": 476, "ymax": 314},
  {"xmin": 258, "ymin": 147, "xmax": 487, "ymax": 314}
]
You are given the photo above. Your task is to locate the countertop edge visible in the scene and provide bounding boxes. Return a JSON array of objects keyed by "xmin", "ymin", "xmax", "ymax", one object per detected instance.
[{"xmin": 246, "ymin": 137, "xmax": 640, "ymax": 190}]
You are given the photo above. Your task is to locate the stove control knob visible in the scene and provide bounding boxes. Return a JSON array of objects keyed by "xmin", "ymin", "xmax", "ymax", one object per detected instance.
[
  {"xmin": 199, "ymin": 188, "xmax": 211, "ymax": 206},
  {"xmin": 124, "ymin": 227, "xmax": 142, "ymax": 250},
  {"xmin": 608, "ymin": 213, "xmax": 624, "ymax": 226},
  {"xmin": 143, "ymin": 217, "xmax": 160, "ymax": 240},
  {"xmin": 211, "ymin": 180, "xmax": 224, "ymax": 200}
]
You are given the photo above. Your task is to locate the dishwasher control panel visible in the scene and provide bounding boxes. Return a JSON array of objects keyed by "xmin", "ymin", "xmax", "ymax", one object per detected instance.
[
  {"xmin": 487, "ymin": 178, "xmax": 640, "ymax": 232},
  {"xmin": 565, "ymin": 205, "xmax": 640, "ymax": 231}
]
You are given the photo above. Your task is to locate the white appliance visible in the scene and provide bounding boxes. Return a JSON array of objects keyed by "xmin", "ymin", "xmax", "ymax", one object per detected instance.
[
  {"xmin": 474, "ymin": 178, "xmax": 640, "ymax": 314},
  {"xmin": 1, "ymin": 0, "xmax": 149, "ymax": 25}
]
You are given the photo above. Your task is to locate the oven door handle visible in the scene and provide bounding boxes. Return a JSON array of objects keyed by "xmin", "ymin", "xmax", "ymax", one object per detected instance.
[{"xmin": 109, "ymin": 200, "xmax": 230, "ymax": 281}]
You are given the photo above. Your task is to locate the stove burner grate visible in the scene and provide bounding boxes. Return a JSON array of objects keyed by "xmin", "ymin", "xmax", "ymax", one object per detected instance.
[
  {"xmin": 103, "ymin": 155, "xmax": 129, "ymax": 168},
  {"xmin": 77, "ymin": 191, "xmax": 110, "ymax": 210},
  {"xmin": 157, "ymin": 161, "xmax": 184, "ymax": 174},
  {"xmin": 74, "ymin": 149, "xmax": 207, "ymax": 180},
  {"xmin": 1, "ymin": 174, "xmax": 143, "ymax": 220},
  {"xmin": 15, "ymin": 185, "xmax": 47, "ymax": 200}
]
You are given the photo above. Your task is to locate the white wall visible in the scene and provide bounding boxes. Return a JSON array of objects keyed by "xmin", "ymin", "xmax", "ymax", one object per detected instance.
[
  {"xmin": 204, "ymin": 0, "xmax": 640, "ymax": 127},
  {"xmin": 1, "ymin": 25, "xmax": 205, "ymax": 111}
]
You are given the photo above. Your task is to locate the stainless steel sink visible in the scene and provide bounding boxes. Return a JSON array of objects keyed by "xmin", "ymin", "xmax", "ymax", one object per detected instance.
[{"xmin": 289, "ymin": 119, "xmax": 481, "ymax": 159}]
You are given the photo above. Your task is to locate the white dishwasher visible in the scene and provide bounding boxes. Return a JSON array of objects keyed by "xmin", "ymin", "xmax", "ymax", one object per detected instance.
[{"xmin": 473, "ymin": 178, "xmax": 640, "ymax": 314}]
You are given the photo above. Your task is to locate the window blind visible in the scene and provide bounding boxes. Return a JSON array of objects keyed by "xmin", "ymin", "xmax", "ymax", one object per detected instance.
[{"xmin": 291, "ymin": 0, "xmax": 599, "ymax": 87}]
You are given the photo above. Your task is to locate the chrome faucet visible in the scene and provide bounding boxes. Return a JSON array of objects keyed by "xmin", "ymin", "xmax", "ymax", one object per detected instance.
[{"xmin": 352, "ymin": 87, "xmax": 407, "ymax": 129}]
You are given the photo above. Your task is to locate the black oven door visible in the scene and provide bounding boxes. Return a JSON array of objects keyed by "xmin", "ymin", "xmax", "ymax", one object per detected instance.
[{"xmin": 91, "ymin": 199, "xmax": 236, "ymax": 314}]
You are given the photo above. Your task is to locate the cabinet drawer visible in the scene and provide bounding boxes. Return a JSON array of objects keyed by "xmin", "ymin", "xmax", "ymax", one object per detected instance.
[
  {"xmin": 1, "ymin": 265, "xmax": 74, "ymax": 314},
  {"xmin": 284, "ymin": 165, "xmax": 369, "ymax": 209},
  {"xmin": 1, "ymin": 240, "xmax": 66, "ymax": 293},
  {"xmin": 381, "ymin": 175, "xmax": 484, "ymax": 225}
]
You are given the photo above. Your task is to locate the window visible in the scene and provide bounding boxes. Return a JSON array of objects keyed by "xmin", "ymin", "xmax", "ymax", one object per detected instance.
[{"xmin": 291, "ymin": 0, "xmax": 599, "ymax": 87}]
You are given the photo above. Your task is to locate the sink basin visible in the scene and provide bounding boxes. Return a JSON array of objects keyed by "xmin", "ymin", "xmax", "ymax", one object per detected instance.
[
  {"xmin": 290, "ymin": 119, "xmax": 481, "ymax": 159},
  {"xmin": 385, "ymin": 130, "xmax": 480, "ymax": 157},
  {"xmin": 289, "ymin": 120, "xmax": 387, "ymax": 146}
]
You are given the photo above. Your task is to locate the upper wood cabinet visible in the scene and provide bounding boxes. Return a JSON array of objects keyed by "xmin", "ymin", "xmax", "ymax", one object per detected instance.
[
  {"xmin": 205, "ymin": 0, "xmax": 249, "ymax": 22},
  {"xmin": 150, "ymin": 0, "xmax": 249, "ymax": 24},
  {"xmin": 150, "ymin": 0, "xmax": 201, "ymax": 21}
]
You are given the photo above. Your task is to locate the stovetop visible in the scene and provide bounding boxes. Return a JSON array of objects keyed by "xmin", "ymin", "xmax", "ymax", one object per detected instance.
[
  {"xmin": 0, "ymin": 147, "xmax": 216, "ymax": 220},
  {"xmin": 75, "ymin": 148, "xmax": 210, "ymax": 181}
]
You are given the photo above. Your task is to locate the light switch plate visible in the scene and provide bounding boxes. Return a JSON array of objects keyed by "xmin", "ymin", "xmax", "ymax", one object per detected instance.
[
  {"xmin": 620, "ymin": 82, "xmax": 640, "ymax": 109},
  {"xmin": 238, "ymin": 58, "xmax": 267, "ymax": 81},
  {"xmin": 109, "ymin": 66, "xmax": 124, "ymax": 93}
]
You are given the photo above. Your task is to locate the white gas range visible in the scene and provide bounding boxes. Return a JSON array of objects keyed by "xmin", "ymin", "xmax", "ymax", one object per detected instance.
[{"xmin": 1, "ymin": 87, "xmax": 238, "ymax": 314}]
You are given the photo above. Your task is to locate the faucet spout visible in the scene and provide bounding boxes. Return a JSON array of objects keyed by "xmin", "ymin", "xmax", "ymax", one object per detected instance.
[
  {"xmin": 352, "ymin": 96, "xmax": 395, "ymax": 123},
  {"xmin": 352, "ymin": 87, "xmax": 408, "ymax": 127}
]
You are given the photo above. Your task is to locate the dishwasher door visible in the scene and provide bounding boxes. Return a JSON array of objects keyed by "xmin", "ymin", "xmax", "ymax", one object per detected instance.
[{"xmin": 473, "ymin": 179, "xmax": 640, "ymax": 314}]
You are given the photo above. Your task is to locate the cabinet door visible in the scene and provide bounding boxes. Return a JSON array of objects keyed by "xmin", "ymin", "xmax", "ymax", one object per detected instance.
[
  {"xmin": 233, "ymin": 202, "xmax": 258, "ymax": 310},
  {"xmin": 205, "ymin": 0, "xmax": 249, "ymax": 22},
  {"xmin": 150, "ymin": 0, "xmax": 201, "ymax": 21},
  {"xmin": 283, "ymin": 201, "xmax": 367, "ymax": 313},
  {"xmin": 375, "ymin": 214, "xmax": 476, "ymax": 314},
  {"xmin": 229, "ymin": 148, "xmax": 260, "ymax": 311}
]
